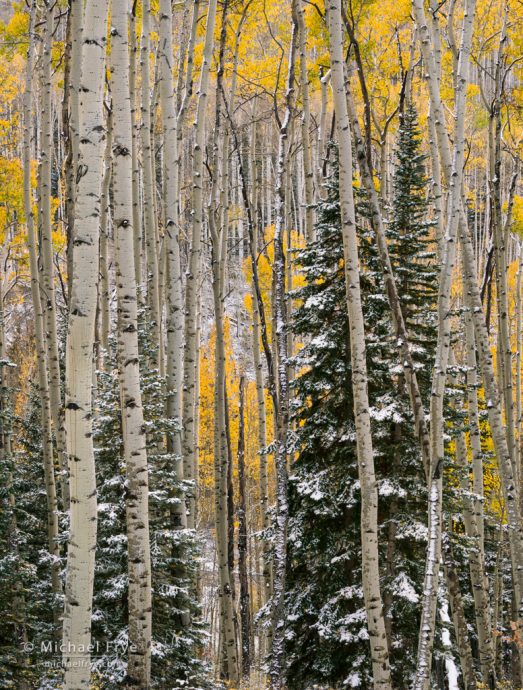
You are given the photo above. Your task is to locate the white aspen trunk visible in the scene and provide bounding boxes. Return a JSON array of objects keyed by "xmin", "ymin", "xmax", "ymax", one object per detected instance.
[
  {"xmin": 182, "ymin": 0, "xmax": 218, "ymax": 529},
  {"xmin": 110, "ymin": 3, "xmax": 153, "ymax": 683},
  {"xmin": 464, "ymin": 294, "xmax": 484, "ymax": 549},
  {"xmin": 130, "ymin": 4, "xmax": 142, "ymax": 291},
  {"xmin": 316, "ymin": 69, "xmax": 330, "ymax": 189},
  {"xmin": 64, "ymin": 0, "xmax": 83, "ymax": 300},
  {"xmin": 326, "ymin": 1, "xmax": 392, "ymax": 686},
  {"xmin": 62, "ymin": 3, "xmax": 108, "ymax": 686},
  {"xmin": 249, "ymin": 117, "xmax": 272, "ymax": 602},
  {"xmin": 23, "ymin": 0, "xmax": 62, "ymax": 634},
  {"xmin": 442, "ymin": 534, "xmax": 476, "ymax": 690},
  {"xmin": 296, "ymin": 0, "xmax": 314, "ymax": 242},
  {"xmin": 491, "ymin": 87, "xmax": 517, "ymax": 482},
  {"xmin": 412, "ymin": 2, "xmax": 476, "ymax": 685},
  {"xmin": 416, "ymin": 0, "xmax": 523, "ymax": 663},
  {"xmin": 453, "ymin": 414, "xmax": 495, "ymax": 684},
  {"xmin": 140, "ymin": 0, "xmax": 162, "ymax": 367},
  {"xmin": 159, "ymin": 0, "xmax": 187, "ymax": 529},
  {"xmin": 39, "ymin": 1, "xmax": 69, "ymax": 509},
  {"xmin": 209, "ymin": 5, "xmax": 240, "ymax": 680},
  {"xmin": 517, "ymin": 242, "xmax": 523, "ymax": 493},
  {"xmin": 99, "ymin": 107, "xmax": 112, "ymax": 358},
  {"xmin": 268, "ymin": 5, "xmax": 298, "ymax": 685}
]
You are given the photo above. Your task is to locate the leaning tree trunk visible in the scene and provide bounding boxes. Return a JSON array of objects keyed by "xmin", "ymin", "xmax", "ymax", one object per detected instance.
[
  {"xmin": 412, "ymin": 2, "xmax": 476, "ymax": 685},
  {"xmin": 61, "ymin": 2, "xmax": 108, "ymax": 686},
  {"xmin": 110, "ymin": 2, "xmax": 153, "ymax": 685},
  {"xmin": 326, "ymin": 1, "xmax": 392, "ymax": 687}
]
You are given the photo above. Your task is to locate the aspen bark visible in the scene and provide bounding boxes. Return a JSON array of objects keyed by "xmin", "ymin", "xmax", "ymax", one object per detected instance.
[
  {"xmin": 159, "ymin": 0, "xmax": 187, "ymax": 529},
  {"xmin": 64, "ymin": 0, "xmax": 82, "ymax": 293},
  {"xmin": 412, "ymin": 2, "xmax": 476, "ymax": 685},
  {"xmin": 23, "ymin": 1, "xmax": 62, "ymax": 636},
  {"xmin": 237, "ymin": 375, "xmax": 252, "ymax": 678},
  {"xmin": 208, "ymin": 3, "xmax": 240, "ymax": 680},
  {"xmin": 416, "ymin": 1, "xmax": 523, "ymax": 662},
  {"xmin": 268, "ymin": 5, "xmax": 299, "ymax": 685},
  {"xmin": 442, "ymin": 533, "xmax": 476, "ymax": 690},
  {"xmin": 183, "ymin": 0, "xmax": 218, "ymax": 529},
  {"xmin": 39, "ymin": 1, "xmax": 69, "ymax": 509},
  {"xmin": 249, "ymin": 123, "xmax": 272, "ymax": 599},
  {"xmin": 130, "ymin": 2, "xmax": 142, "ymax": 291},
  {"xmin": 326, "ymin": 1, "xmax": 392, "ymax": 686},
  {"xmin": 110, "ymin": 2, "xmax": 153, "ymax": 685},
  {"xmin": 99, "ymin": 106, "xmax": 112, "ymax": 358},
  {"xmin": 140, "ymin": 0, "xmax": 162, "ymax": 368},
  {"xmin": 296, "ymin": 0, "xmax": 314, "ymax": 242},
  {"xmin": 61, "ymin": 2, "xmax": 108, "ymax": 686}
]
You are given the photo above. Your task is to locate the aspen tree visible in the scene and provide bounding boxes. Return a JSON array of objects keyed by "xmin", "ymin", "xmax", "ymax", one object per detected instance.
[
  {"xmin": 140, "ymin": 0, "xmax": 162, "ymax": 368},
  {"xmin": 64, "ymin": 0, "xmax": 82, "ymax": 292},
  {"xmin": 110, "ymin": 1, "xmax": 153, "ymax": 685},
  {"xmin": 237, "ymin": 374, "xmax": 251, "ymax": 678},
  {"xmin": 208, "ymin": 2, "xmax": 239, "ymax": 680},
  {"xmin": 414, "ymin": 1, "xmax": 523, "ymax": 681},
  {"xmin": 61, "ymin": 2, "xmax": 109, "ymax": 686},
  {"xmin": 22, "ymin": 0, "xmax": 61, "ymax": 634},
  {"xmin": 249, "ymin": 116, "xmax": 272, "ymax": 601},
  {"xmin": 268, "ymin": 3, "xmax": 298, "ymax": 684},
  {"xmin": 99, "ymin": 105, "xmax": 113, "ymax": 358},
  {"xmin": 130, "ymin": 2, "xmax": 142, "ymax": 290},
  {"xmin": 183, "ymin": 0, "xmax": 218, "ymax": 529},
  {"xmin": 159, "ymin": 0, "xmax": 186, "ymax": 529},
  {"xmin": 296, "ymin": 0, "xmax": 314, "ymax": 242},
  {"xmin": 411, "ymin": 2, "xmax": 476, "ymax": 685},
  {"xmin": 326, "ymin": 1, "xmax": 392, "ymax": 687},
  {"xmin": 39, "ymin": 1, "xmax": 68, "ymax": 508}
]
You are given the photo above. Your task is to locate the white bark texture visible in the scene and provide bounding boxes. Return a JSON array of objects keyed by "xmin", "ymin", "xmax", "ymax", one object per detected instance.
[
  {"xmin": 183, "ymin": 0, "xmax": 218, "ymax": 528},
  {"xmin": 159, "ymin": 0, "xmax": 186, "ymax": 529},
  {"xmin": 23, "ymin": 0, "xmax": 62, "ymax": 633},
  {"xmin": 110, "ymin": 2, "xmax": 153, "ymax": 685},
  {"xmin": 62, "ymin": 2, "xmax": 108, "ymax": 686},
  {"xmin": 326, "ymin": 1, "xmax": 392, "ymax": 687}
]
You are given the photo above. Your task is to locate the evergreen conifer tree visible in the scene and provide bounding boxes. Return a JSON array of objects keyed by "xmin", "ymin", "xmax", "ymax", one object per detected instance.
[{"xmin": 285, "ymin": 110, "xmax": 438, "ymax": 688}]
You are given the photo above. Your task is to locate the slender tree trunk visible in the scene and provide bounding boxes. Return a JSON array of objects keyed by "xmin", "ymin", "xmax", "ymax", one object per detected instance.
[
  {"xmin": 296, "ymin": 0, "xmax": 314, "ymax": 242},
  {"xmin": 183, "ymin": 0, "xmax": 218, "ymax": 528},
  {"xmin": 110, "ymin": 3, "xmax": 153, "ymax": 685},
  {"xmin": 140, "ymin": 0, "xmax": 162, "ymax": 368},
  {"xmin": 130, "ymin": 2, "xmax": 142, "ymax": 292},
  {"xmin": 99, "ymin": 106, "xmax": 112, "ymax": 358},
  {"xmin": 237, "ymin": 375, "xmax": 252, "ymax": 678},
  {"xmin": 442, "ymin": 533, "xmax": 476, "ymax": 690},
  {"xmin": 412, "ymin": 3, "xmax": 476, "ymax": 685},
  {"xmin": 326, "ymin": 2, "xmax": 392, "ymax": 686},
  {"xmin": 61, "ymin": 2, "xmax": 108, "ymax": 685},
  {"xmin": 159, "ymin": 0, "xmax": 187, "ymax": 529},
  {"xmin": 23, "ymin": 0, "xmax": 62, "ymax": 639},
  {"xmin": 64, "ymin": 0, "xmax": 82, "ymax": 296},
  {"xmin": 268, "ymin": 5, "xmax": 298, "ymax": 685},
  {"xmin": 39, "ymin": 1, "xmax": 69, "ymax": 510}
]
